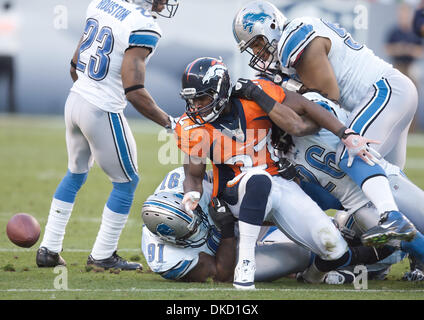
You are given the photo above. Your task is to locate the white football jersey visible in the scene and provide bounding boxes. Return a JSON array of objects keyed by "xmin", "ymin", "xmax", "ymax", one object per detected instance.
[
  {"xmin": 71, "ymin": 0, "xmax": 162, "ymax": 113},
  {"xmin": 278, "ymin": 17, "xmax": 392, "ymax": 111},
  {"xmin": 286, "ymin": 92, "xmax": 370, "ymax": 214}
]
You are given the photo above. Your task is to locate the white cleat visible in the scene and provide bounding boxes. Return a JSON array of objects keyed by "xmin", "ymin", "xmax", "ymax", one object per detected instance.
[
  {"xmin": 324, "ymin": 270, "xmax": 355, "ymax": 285},
  {"xmin": 233, "ymin": 260, "xmax": 256, "ymax": 290}
]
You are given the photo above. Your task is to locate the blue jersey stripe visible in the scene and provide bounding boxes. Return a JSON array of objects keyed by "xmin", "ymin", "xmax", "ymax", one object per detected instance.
[
  {"xmin": 144, "ymin": 200, "xmax": 192, "ymax": 223},
  {"xmin": 161, "ymin": 260, "xmax": 192, "ymax": 280},
  {"xmin": 341, "ymin": 78, "xmax": 391, "ymax": 161},
  {"xmin": 351, "ymin": 79, "xmax": 391, "ymax": 135},
  {"xmin": 281, "ymin": 24, "xmax": 314, "ymax": 68},
  {"xmin": 110, "ymin": 113, "xmax": 137, "ymax": 180},
  {"xmin": 129, "ymin": 34, "xmax": 159, "ymax": 49}
]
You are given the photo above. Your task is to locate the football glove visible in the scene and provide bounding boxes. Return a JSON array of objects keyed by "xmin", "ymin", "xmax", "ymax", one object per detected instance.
[{"xmin": 340, "ymin": 128, "xmax": 382, "ymax": 167}]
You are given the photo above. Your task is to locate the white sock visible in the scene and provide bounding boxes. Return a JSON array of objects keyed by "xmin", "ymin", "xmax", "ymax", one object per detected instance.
[
  {"xmin": 362, "ymin": 176, "xmax": 399, "ymax": 214},
  {"xmin": 90, "ymin": 206, "xmax": 129, "ymax": 260},
  {"xmin": 40, "ymin": 198, "xmax": 74, "ymax": 253},
  {"xmin": 237, "ymin": 221, "xmax": 261, "ymax": 264}
]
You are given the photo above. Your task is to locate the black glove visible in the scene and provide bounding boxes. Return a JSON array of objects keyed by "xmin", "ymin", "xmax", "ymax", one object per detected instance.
[
  {"xmin": 208, "ymin": 197, "xmax": 235, "ymax": 239},
  {"xmin": 232, "ymin": 78, "xmax": 276, "ymax": 113},
  {"xmin": 277, "ymin": 158, "xmax": 298, "ymax": 181},
  {"xmin": 232, "ymin": 78, "xmax": 260, "ymax": 100}
]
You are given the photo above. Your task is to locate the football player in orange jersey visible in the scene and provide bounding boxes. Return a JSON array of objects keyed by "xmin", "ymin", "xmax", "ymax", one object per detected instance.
[{"xmin": 175, "ymin": 57, "xmax": 381, "ymax": 290}]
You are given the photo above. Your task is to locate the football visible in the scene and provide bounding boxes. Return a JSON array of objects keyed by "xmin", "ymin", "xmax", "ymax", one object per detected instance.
[{"xmin": 6, "ymin": 213, "xmax": 41, "ymax": 248}]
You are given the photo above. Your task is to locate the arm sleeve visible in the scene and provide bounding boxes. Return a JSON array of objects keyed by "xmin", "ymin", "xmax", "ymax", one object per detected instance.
[
  {"xmin": 128, "ymin": 29, "xmax": 161, "ymax": 51},
  {"xmin": 279, "ymin": 19, "xmax": 318, "ymax": 69}
]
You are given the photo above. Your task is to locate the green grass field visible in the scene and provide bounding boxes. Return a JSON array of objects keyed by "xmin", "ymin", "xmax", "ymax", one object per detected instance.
[{"xmin": 1, "ymin": 114, "xmax": 424, "ymax": 301}]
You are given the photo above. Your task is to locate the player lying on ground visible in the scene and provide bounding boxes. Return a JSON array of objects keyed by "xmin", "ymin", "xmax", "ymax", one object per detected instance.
[{"xmin": 141, "ymin": 167, "xmax": 395, "ymax": 283}]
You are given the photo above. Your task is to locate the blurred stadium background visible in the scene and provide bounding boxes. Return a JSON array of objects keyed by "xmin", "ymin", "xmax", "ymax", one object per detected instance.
[{"xmin": 0, "ymin": 0, "xmax": 424, "ymax": 129}]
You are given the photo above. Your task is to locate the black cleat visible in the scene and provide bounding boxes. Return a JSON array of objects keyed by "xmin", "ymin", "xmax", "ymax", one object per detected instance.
[
  {"xmin": 36, "ymin": 247, "xmax": 66, "ymax": 267},
  {"xmin": 87, "ymin": 251, "xmax": 142, "ymax": 271}
]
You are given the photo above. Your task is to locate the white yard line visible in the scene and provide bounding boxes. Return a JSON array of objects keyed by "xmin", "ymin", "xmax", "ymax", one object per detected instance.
[
  {"xmin": 0, "ymin": 248, "xmax": 140, "ymax": 252},
  {"xmin": 1, "ymin": 288, "xmax": 424, "ymax": 293}
]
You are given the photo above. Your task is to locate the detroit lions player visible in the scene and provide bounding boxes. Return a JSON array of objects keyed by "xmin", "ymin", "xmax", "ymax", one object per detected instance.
[
  {"xmin": 141, "ymin": 167, "xmax": 394, "ymax": 284},
  {"xmin": 273, "ymin": 89, "xmax": 424, "ymax": 281},
  {"xmin": 36, "ymin": 0, "xmax": 179, "ymax": 269},
  {"xmin": 232, "ymin": 0, "xmax": 418, "ymax": 246}
]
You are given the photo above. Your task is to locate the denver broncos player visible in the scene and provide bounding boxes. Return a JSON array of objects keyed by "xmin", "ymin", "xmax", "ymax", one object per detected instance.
[
  {"xmin": 36, "ymin": 0, "xmax": 179, "ymax": 270},
  {"xmin": 175, "ymin": 57, "xmax": 381, "ymax": 290},
  {"xmin": 232, "ymin": 0, "xmax": 418, "ymax": 247}
]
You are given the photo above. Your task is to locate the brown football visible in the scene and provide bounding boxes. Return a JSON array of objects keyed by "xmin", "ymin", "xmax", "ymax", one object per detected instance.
[{"xmin": 6, "ymin": 213, "xmax": 41, "ymax": 248}]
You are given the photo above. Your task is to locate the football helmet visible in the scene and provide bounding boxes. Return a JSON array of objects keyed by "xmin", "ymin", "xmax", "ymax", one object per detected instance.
[
  {"xmin": 232, "ymin": 0, "xmax": 287, "ymax": 72},
  {"xmin": 180, "ymin": 57, "xmax": 231, "ymax": 125},
  {"xmin": 142, "ymin": 192, "xmax": 211, "ymax": 248},
  {"xmin": 125, "ymin": 0, "xmax": 179, "ymax": 18}
]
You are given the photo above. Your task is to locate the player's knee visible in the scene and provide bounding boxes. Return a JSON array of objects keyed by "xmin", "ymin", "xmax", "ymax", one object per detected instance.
[
  {"xmin": 315, "ymin": 224, "xmax": 348, "ymax": 261},
  {"xmin": 107, "ymin": 174, "xmax": 139, "ymax": 214},
  {"xmin": 239, "ymin": 173, "xmax": 272, "ymax": 225},
  {"xmin": 339, "ymin": 157, "xmax": 386, "ymax": 188},
  {"xmin": 54, "ymin": 170, "xmax": 88, "ymax": 203}
]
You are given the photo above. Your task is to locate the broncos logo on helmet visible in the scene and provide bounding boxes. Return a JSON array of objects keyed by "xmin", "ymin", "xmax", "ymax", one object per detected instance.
[
  {"xmin": 202, "ymin": 64, "xmax": 227, "ymax": 85},
  {"xmin": 242, "ymin": 12, "xmax": 272, "ymax": 33}
]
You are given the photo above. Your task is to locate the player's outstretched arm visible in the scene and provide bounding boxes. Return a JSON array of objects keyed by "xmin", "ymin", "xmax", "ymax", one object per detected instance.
[
  {"xmin": 233, "ymin": 79, "xmax": 381, "ymax": 166},
  {"xmin": 121, "ymin": 47, "xmax": 171, "ymax": 128},
  {"xmin": 182, "ymin": 154, "xmax": 206, "ymax": 212}
]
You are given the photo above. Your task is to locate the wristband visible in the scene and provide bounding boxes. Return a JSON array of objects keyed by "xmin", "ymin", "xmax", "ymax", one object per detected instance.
[
  {"xmin": 336, "ymin": 126, "xmax": 348, "ymax": 139},
  {"xmin": 124, "ymin": 84, "xmax": 144, "ymax": 95},
  {"xmin": 250, "ymin": 86, "xmax": 276, "ymax": 114},
  {"xmin": 70, "ymin": 60, "xmax": 77, "ymax": 69}
]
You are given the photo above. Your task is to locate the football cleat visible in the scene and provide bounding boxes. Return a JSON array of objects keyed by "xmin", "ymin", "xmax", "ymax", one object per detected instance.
[
  {"xmin": 233, "ymin": 260, "xmax": 256, "ymax": 290},
  {"xmin": 361, "ymin": 211, "xmax": 417, "ymax": 246},
  {"xmin": 324, "ymin": 270, "xmax": 355, "ymax": 285},
  {"xmin": 402, "ymin": 269, "xmax": 424, "ymax": 282},
  {"xmin": 36, "ymin": 246, "xmax": 66, "ymax": 267},
  {"xmin": 87, "ymin": 251, "xmax": 142, "ymax": 271}
]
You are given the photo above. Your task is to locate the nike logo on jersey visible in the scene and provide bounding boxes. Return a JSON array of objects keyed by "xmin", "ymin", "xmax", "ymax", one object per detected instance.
[{"xmin": 219, "ymin": 118, "xmax": 245, "ymax": 142}]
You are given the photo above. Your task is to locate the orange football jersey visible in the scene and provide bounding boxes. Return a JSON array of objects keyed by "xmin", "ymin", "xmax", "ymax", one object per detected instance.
[{"xmin": 175, "ymin": 78, "xmax": 286, "ymax": 197}]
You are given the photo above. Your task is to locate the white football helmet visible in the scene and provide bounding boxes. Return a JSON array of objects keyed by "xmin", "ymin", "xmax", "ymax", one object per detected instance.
[
  {"xmin": 142, "ymin": 192, "xmax": 211, "ymax": 247},
  {"xmin": 125, "ymin": 0, "xmax": 179, "ymax": 18},
  {"xmin": 232, "ymin": 0, "xmax": 287, "ymax": 72}
]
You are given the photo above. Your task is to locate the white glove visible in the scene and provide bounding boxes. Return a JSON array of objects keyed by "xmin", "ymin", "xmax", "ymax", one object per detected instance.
[
  {"xmin": 341, "ymin": 129, "xmax": 381, "ymax": 167},
  {"xmin": 166, "ymin": 115, "xmax": 178, "ymax": 134},
  {"xmin": 182, "ymin": 191, "xmax": 201, "ymax": 213}
]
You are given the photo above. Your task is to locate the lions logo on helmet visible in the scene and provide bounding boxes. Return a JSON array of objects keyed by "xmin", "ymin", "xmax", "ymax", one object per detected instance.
[
  {"xmin": 242, "ymin": 12, "xmax": 272, "ymax": 33},
  {"xmin": 142, "ymin": 192, "xmax": 211, "ymax": 247},
  {"xmin": 233, "ymin": 0, "xmax": 287, "ymax": 72}
]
